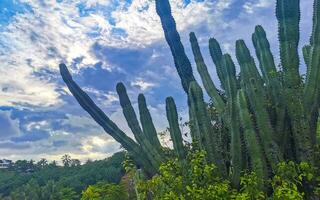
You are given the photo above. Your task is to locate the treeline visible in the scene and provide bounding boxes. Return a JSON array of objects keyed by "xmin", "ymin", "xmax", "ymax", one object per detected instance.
[{"xmin": 0, "ymin": 152, "xmax": 126, "ymax": 199}]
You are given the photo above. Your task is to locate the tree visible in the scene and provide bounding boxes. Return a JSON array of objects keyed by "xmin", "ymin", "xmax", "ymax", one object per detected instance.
[
  {"xmin": 59, "ymin": 187, "xmax": 79, "ymax": 200},
  {"xmin": 61, "ymin": 154, "xmax": 72, "ymax": 167},
  {"xmin": 37, "ymin": 158, "xmax": 48, "ymax": 169},
  {"xmin": 81, "ymin": 182, "xmax": 128, "ymax": 200},
  {"xmin": 71, "ymin": 159, "xmax": 81, "ymax": 167}
]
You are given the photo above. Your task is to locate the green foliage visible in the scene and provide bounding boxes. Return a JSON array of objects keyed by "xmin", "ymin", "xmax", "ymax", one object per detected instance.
[
  {"xmin": 136, "ymin": 151, "xmax": 320, "ymax": 200},
  {"xmin": 81, "ymin": 182, "xmax": 128, "ymax": 200},
  {"xmin": 9, "ymin": 179, "xmax": 79, "ymax": 200},
  {"xmin": 137, "ymin": 150, "xmax": 232, "ymax": 200},
  {"xmin": 0, "ymin": 152, "xmax": 126, "ymax": 198}
]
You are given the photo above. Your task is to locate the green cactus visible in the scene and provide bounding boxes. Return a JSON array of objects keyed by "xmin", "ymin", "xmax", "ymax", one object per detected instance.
[
  {"xmin": 189, "ymin": 32, "xmax": 225, "ymax": 114},
  {"xmin": 304, "ymin": 0, "xmax": 320, "ymax": 142},
  {"xmin": 220, "ymin": 54, "xmax": 242, "ymax": 186},
  {"xmin": 155, "ymin": 0, "xmax": 196, "ymax": 93},
  {"xmin": 188, "ymin": 81, "xmax": 226, "ymax": 175},
  {"xmin": 276, "ymin": 0, "xmax": 314, "ymax": 163},
  {"xmin": 209, "ymin": 37, "xmax": 225, "ymax": 89},
  {"xmin": 236, "ymin": 40, "xmax": 283, "ymax": 169},
  {"xmin": 236, "ymin": 89, "xmax": 268, "ymax": 185},
  {"xmin": 59, "ymin": 64, "xmax": 156, "ymax": 176},
  {"xmin": 165, "ymin": 97, "xmax": 186, "ymax": 160},
  {"xmin": 252, "ymin": 26, "xmax": 286, "ymax": 132},
  {"xmin": 59, "ymin": 0, "xmax": 320, "ymax": 190},
  {"xmin": 116, "ymin": 83, "xmax": 164, "ymax": 168},
  {"xmin": 138, "ymin": 94, "xmax": 163, "ymax": 152}
]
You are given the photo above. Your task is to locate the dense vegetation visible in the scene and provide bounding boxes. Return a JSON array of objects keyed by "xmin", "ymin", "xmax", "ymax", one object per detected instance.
[
  {"xmin": 134, "ymin": 149, "xmax": 320, "ymax": 199},
  {"xmin": 0, "ymin": 152, "xmax": 125, "ymax": 199},
  {"xmin": 2, "ymin": 0, "xmax": 318, "ymax": 198},
  {"xmin": 59, "ymin": 0, "xmax": 320, "ymax": 198}
]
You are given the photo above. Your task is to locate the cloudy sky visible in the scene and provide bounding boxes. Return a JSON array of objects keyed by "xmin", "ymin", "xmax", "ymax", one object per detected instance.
[{"xmin": 0, "ymin": 0, "xmax": 314, "ymax": 162}]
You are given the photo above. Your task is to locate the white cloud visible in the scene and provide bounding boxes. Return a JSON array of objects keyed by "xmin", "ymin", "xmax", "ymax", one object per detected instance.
[
  {"xmin": 243, "ymin": 0, "xmax": 272, "ymax": 14},
  {"xmin": 131, "ymin": 78, "xmax": 155, "ymax": 91},
  {"xmin": 0, "ymin": 0, "xmax": 233, "ymax": 108}
]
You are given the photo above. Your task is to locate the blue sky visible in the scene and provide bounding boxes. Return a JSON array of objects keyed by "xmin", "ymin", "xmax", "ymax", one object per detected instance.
[{"xmin": 0, "ymin": 0, "xmax": 314, "ymax": 162}]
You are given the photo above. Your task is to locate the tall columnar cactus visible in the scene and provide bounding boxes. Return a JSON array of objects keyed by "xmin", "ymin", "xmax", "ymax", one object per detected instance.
[
  {"xmin": 116, "ymin": 83, "xmax": 165, "ymax": 168},
  {"xmin": 138, "ymin": 94, "xmax": 163, "ymax": 153},
  {"xmin": 304, "ymin": 0, "xmax": 320, "ymax": 141},
  {"xmin": 236, "ymin": 40, "xmax": 282, "ymax": 170},
  {"xmin": 221, "ymin": 54, "xmax": 242, "ymax": 186},
  {"xmin": 60, "ymin": 0, "xmax": 319, "ymax": 189},
  {"xmin": 236, "ymin": 89, "xmax": 268, "ymax": 184},
  {"xmin": 276, "ymin": 0, "xmax": 314, "ymax": 163},
  {"xmin": 165, "ymin": 97, "xmax": 186, "ymax": 160},
  {"xmin": 188, "ymin": 81, "xmax": 226, "ymax": 175},
  {"xmin": 252, "ymin": 26, "xmax": 286, "ymax": 134},
  {"xmin": 209, "ymin": 37, "xmax": 225, "ymax": 90},
  {"xmin": 189, "ymin": 32, "xmax": 225, "ymax": 114},
  {"xmin": 59, "ymin": 64, "xmax": 156, "ymax": 176},
  {"xmin": 155, "ymin": 0, "xmax": 196, "ymax": 93}
]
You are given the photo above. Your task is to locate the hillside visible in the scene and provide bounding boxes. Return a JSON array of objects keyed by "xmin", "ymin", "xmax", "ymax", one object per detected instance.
[{"xmin": 0, "ymin": 152, "xmax": 125, "ymax": 198}]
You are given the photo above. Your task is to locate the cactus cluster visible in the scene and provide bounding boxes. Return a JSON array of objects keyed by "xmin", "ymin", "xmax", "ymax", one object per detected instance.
[{"xmin": 60, "ymin": 0, "xmax": 320, "ymax": 187}]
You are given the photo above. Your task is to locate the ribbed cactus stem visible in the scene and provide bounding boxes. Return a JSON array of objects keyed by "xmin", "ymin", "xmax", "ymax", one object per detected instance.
[
  {"xmin": 276, "ymin": 0, "xmax": 314, "ymax": 163},
  {"xmin": 188, "ymin": 81, "xmax": 226, "ymax": 175},
  {"xmin": 237, "ymin": 89, "xmax": 268, "ymax": 183},
  {"xmin": 59, "ymin": 64, "xmax": 156, "ymax": 176},
  {"xmin": 252, "ymin": 25, "xmax": 282, "ymax": 105},
  {"xmin": 189, "ymin": 32, "xmax": 225, "ymax": 113},
  {"xmin": 116, "ymin": 83, "xmax": 164, "ymax": 168},
  {"xmin": 252, "ymin": 25, "xmax": 286, "ymax": 139},
  {"xmin": 276, "ymin": 0, "xmax": 301, "ymax": 87},
  {"xmin": 304, "ymin": 0, "xmax": 320, "ymax": 143},
  {"xmin": 236, "ymin": 40, "xmax": 282, "ymax": 170},
  {"xmin": 165, "ymin": 97, "xmax": 186, "ymax": 159},
  {"xmin": 209, "ymin": 37, "xmax": 225, "ymax": 89},
  {"xmin": 155, "ymin": 0, "xmax": 196, "ymax": 93},
  {"xmin": 138, "ymin": 94, "xmax": 163, "ymax": 152},
  {"xmin": 221, "ymin": 54, "xmax": 242, "ymax": 186}
]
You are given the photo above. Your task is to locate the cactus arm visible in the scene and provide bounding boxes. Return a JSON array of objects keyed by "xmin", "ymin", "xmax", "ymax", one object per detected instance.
[
  {"xmin": 209, "ymin": 38, "xmax": 225, "ymax": 89},
  {"xmin": 189, "ymin": 32, "xmax": 225, "ymax": 113},
  {"xmin": 236, "ymin": 89, "xmax": 268, "ymax": 183},
  {"xmin": 155, "ymin": 0, "xmax": 196, "ymax": 93},
  {"xmin": 221, "ymin": 54, "xmax": 242, "ymax": 186},
  {"xmin": 138, "ymin": 94, "xmax": 163, "ymax": 151},
  {"xmin": 276, "ymin": 0, "xmax": 315, "ymax": 163},
  {"xmin": 252, "ymin": 25, "xmax": 286, "ymax": 137},
  {"xmin": 188, "ymin": 81, "xmax": 226, "ymax": 175},
  {"xmin": 165, "ymin": 97, "xmax": 186, "ymax": 159},
  {"xmin": 236, "ymin": 40, "xmax": 283, "ymax": 170},
  {"xmin": 304, "ymin": 0, "xmax": 320, "ymax": 142},
  {"xmin": 252, "ymin": 25, "xmax": 282, "ymax": 105},
  {"xmin": 276, "ymin": 0, "xmax": 301, "ymax": 87},
  {"xmin": 116, "ymin": 83, "xmax": 164, "ymax": 167},
  {"xmin": 59, "ymin": 64, "xmax": 156, "ymax": 175}
]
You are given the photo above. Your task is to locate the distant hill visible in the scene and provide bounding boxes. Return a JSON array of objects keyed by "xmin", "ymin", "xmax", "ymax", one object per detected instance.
[{"xmin": 0, "ymin": 151, "xmax": 125, "ymax": 197}]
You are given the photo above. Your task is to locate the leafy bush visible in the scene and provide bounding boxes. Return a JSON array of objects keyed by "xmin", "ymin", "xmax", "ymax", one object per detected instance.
[
  {"xmin": 134, "ymin": 151, "xmax": 320, "ymax": 200},
  {"xmin": 81, "ymin": 182, "xmax": 128, "ymax": 200}
]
